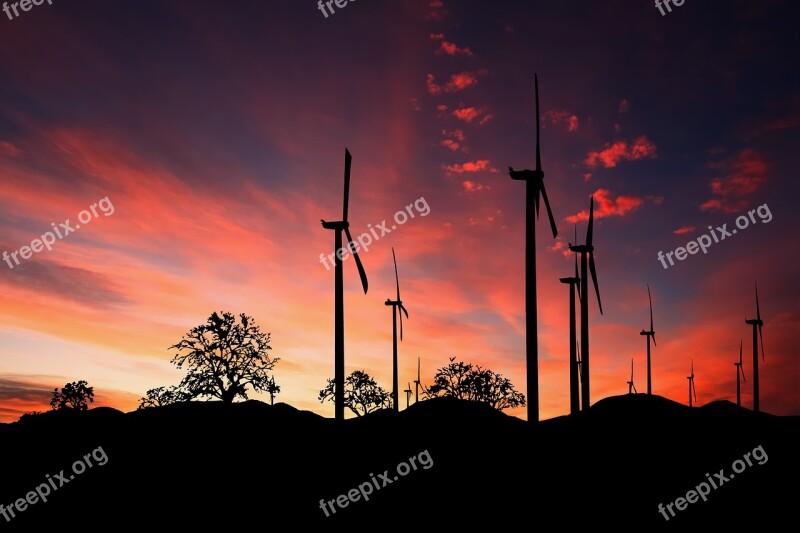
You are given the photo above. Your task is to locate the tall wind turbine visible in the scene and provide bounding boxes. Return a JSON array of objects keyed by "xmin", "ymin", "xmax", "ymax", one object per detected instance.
[
  {"xmin": 640, "ymin": 284, "xmax": 656, "ymax": 395},
  {"xmin": 507, "ymin": 73, "xmax": 559, "ymax": 422},
  {"xmin": 687, "ymin": 360, "xmax": 697, "ymax": 407},
  {"xmin": 627, "ymin": 358, "xmax": 637, "ymax": 394},
  {"xmin": 385, "ymin": 247, "xmax": 409, "ymax": 412},
  {"xmin": 321, "ymin": 148, "xmax": 369, "ymax": 421},
  {"xmin": 560, "ymin": 229, "xmax": 581, "ymax": 414},
  {"xmin": 569, "ymin": 196, "xmax": 603, "ymax": 411},
  {"xmin": 413, "ymin": 356, "xmax": 422, "ymax": 403},
  {"xmin": 404, "ymin": 382, "xmax": 412, "ymax": 409},
  {"xmin": 744, "ymin": 282, "xmax": 765, "ymax": 412},
  {"xmin": 734, "ymin": 340, "xmax": 746, "ymax": 407}
]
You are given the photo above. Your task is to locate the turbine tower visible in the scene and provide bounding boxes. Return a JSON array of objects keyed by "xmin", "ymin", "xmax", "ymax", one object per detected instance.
[
  {"xmin": 384, "ymin": 247, "xmax": 409, "ymax": 412},
  {"xmin": 627, "ymin": 357, "xmax": 637, "ymax": 394},
  {"xmin": 687, "ymin": 360, "xmax": 697, "ymax": 407},
  {"xmin": 404, "ymin": 382, "xmax": 412, "ymax": 409},
  {"xmin": 559, "ymin": 230, "xmax": 581, "ymax": 414},
  {"xmin": 744, "ymin": 282, "xmax": 765, "ymax": 413},
  {"xmin": 640, "ymin": 284, "xmax": 656, "ymax": 395},
  {"xmin": 321, "ymin": 148, "xmax": 369, "ymax": 421},
  {"xmin": 413, "ymin": 356, "xmax": 422, "ymax": 403},
  {"xmin": 734, "ymin": 340, "xmax": 746, "ymax": 407},
  {"xmin": 508, "ymin": 73, "xmax": 559, "ymax": 422},
  {"xmin": 569, "ymin": 196, "xmax": 603, "ymax": 411}
]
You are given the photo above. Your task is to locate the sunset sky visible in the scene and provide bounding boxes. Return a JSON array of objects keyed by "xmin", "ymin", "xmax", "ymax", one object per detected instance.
[{"xmin": 0, "ymin": 0, "xmax": 798, "ymax": 422}]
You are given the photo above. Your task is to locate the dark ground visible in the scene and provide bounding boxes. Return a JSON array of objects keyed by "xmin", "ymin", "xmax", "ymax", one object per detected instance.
[{"xmin": 0, "ymin": 395, "xmax": 796, "ymax": 529}]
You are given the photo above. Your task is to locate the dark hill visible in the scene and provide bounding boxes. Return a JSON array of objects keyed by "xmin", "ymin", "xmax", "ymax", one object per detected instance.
[{"xmin": 0, "ymin": 396, "xmax": 795, "ymax": 529}]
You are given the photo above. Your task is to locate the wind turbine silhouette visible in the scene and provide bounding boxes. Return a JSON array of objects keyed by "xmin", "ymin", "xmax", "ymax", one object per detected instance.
[
  {"xmin": 640, "ymin": 284, "xmax": 656, "ymax": 395},
  {"xmin": 734, "ymin": 340, "xmax": 746, "ymax": 407},
  {"xmin": 627, "ymin": 357, "xmax": 637, "ymax": 394},
  {"xmin": 560, "ymin": 226, "xmax": 581, "ymax": 414},
  {"xmin": 385, "ymin": 247, "xmax": 409, "ymax": 412},
  {"xmin": 744, "ymin": 282, "xmax": 765, "ymax": 413},
  {"xmin": 404, "ymin": 382, "xmax": 412, "ymax": 409},
  {"xmin": 569, "ymin": 196, "xmax": 603, "ymax": 411},
  {"xmin": 413, "ymin": 356, "xmax": 422, "ymax": 403},
  {"xmin": 321, "ymin": 148, "xmax": 369, "ymax": 421},
  {"xmin": 687, "ymin": 360, "xmax": 697, "ymax": 407},
  {"xmin": 508, "ymin": 73, "xmax": 559, "ymax": 422}
]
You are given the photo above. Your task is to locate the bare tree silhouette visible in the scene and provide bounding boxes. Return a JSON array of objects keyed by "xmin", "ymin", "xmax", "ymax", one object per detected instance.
[
  {"xmin": 424, "ymin": 357, "xmax": 526, "ymax": 411},
  {"xmin": 137, "ymin": 386, "xmax": 187, "ymax": 409},
  {"xmin": 169, "ymin": 311, "xmax": 280, "ymax": 404},
  {"xmin": 50, "ymin": 380, "xmax": 94, "ymax": 411},
  {"xmin": 319, "ymin": 370, "xmax": 390, "ymax": 417}
]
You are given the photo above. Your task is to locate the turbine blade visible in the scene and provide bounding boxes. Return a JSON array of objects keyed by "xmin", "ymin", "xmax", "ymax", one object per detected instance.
[
  {"xmin": 400, "ymin": 303, "xmax": 409, "ymax": 320},
  {"xmin": 648, "ymin": 284, "xmax": 654, "ymax": 331},
  {"xmin": 589, "ymin": 253, "xmax": 603, "ymax": 315},
  {"xmin": 739, "ymin": 340, "xmax": 743, "ymax": 365},
  {"xmin": 540, "ymin": 181, "xmax": 559, "ymax": 238},
  {"xmin": 392, "ymin": 247, "xmax": 400, "ymax": 301},
  {"xmin": 399, "ymin": 308, "xmax": 404, "ymax": 341},
  {"xmin": 534, "ymin": 74, "xmax": 541, "ymax": 173},
  {"xmin": 759, "ymin": 324, "xmax": 765, "ymax": 362},
  {"xmin": 652, "ymin": 333, "xmax": 656, "ymax": 347},
  {"xmin": 755, "ymin": 281, "xmax": 761, "ymax": 321},
  {"xmin": 343, "ymin": 148, "xmax": 352, "ymax": 221},
  {"xmin": 574, "ymin": 252, "xmax": 582, "ymax": 303},
  {"xmin": 344, "ymin": 227, "xmax": 368, "ymax": 294},
  {"xmin": 586, "ymin": 196, "xmax": 595, "ymax": 246},
  {"xmin": 740, "ymin": 365, "xmax": 746, "ymax": 384}
]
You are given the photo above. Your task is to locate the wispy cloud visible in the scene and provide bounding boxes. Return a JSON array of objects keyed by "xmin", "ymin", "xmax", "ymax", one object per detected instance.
[
  {"xmin": 585, "ymin": 135, "xmax": 657, "ymax": 169},
  {"xmin": 699, "ymin": 148, "xmax": 768, "ymax": 213}
]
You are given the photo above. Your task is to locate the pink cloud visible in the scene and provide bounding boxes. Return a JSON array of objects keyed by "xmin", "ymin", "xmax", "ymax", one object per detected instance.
[
  {"xmin": 430, "ymin": 33, "xmax": 474, "ymax": 57},
  {"xmin": 452, "ymin": 106, "xmax": 492, "ymax": 124},
  {"xmin": 673, "ymin": 226, "xmax": 696, "ymax": 235},
  {"xmin": 444, "ymin": 159, "xmax": 493, "ymax": 174},
  {"xmin": 0, "ymin": 141, "xmax": 22, "ymax": 157},
  {"xmin": 426, "ymin": 70, "xmax": 486, "ymax": 95},
  {"xmin": 544, "ymin": 110, "xmax": 579, "ymax": 132},
  {"xmin": 462, "ymin": 180, "xmax": 488, "ymax": 193},
  {"xmin": 585, "ymin": 135, "xmax": 657, "ymax": 169},
  {"xmin": 565, "ymin": 189, "xmax": 645, "ymax": 222}
]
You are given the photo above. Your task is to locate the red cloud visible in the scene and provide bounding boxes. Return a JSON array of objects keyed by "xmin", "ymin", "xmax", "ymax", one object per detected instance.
[
  {"xmin": 426, "ymin": 0, "xmax": 447, "ymax": 21},
  {"xmin": 585, "ymin": 135, "xmax": 657, "ymax": 169},
  {"xmin": 429, "ymin": 34, "xmax": 474, "ymax": 57},
  {"xmin": 673, "ymin": 226, "xmax": 696, "ymax": 235},
  {"xmin": 452, "ymin": 106, "xmax": 492, "ymax": 124},
  {"xmin": 544, "ymin": 110, "xmax": 579, "ymax": 132},
  {"xmin": 444, "ymin": 159, "xmax": 493, "ymax": 174},
  {"xmin": 462, "ymin": 180, "xmax": 488, "ymax": 192},
  {"xmin": 699, "ymin": 148, "xmax": 768, "ymax": 213},
  {"xmin": 565, "ymin": 189, "xmax": 644, "ymax": 222},
  {"xmin": 426, "ymin": 70, "xmax": 486, "ymax": 95},
  {"xmin": 0, "ymin": 141, "xmax": 22, "ymax": 157}
]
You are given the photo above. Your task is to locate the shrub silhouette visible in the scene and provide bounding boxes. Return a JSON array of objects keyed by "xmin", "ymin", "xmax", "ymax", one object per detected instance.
[
  {"xmin": 50, "ymin": 380, "xmax": 94, "ymax": 411},
  {"xmin": 424, "ymin": 357, "xmax": 526, "ymax": 410},
  {"xmin": 319, "ymin": 370, "xmax": 390, "ymax": 416}
]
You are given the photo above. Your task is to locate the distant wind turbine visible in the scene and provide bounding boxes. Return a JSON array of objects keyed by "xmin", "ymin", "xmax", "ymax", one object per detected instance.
[
  {"xmin": 687, "ymin": 360, "xmax": 697, "ymax": 408},
  {"xmin": 560, "ymin": 227, "xmax": 581, "ymax": 414},
  {"xmin": 569, "ymin": 196, "xmax": 603, "ymax": 411},
  {"xmin": 640, "ymin": 284, "xmax": 656, "ymax": 395},
  {"xmin": 508, "ymin": 73, "xmax": 559, "ymax": 422},
  {"xmin": 744, "ymin": 282, "xmax": 765, "ymax": 413},
  {"xmin": 385, "ymin": 247, "xmax": 409, "ymax": 412},
  {"xmin": 734, "ymin": 340, "xmax": 746, "ymax": 407},
  {"xmin": 404, "ymin": 382, "xmax": 412, "ymax": 409},
  {"xmin": 413, "ymin": 356, "xmax": 422, "ymax": 403},
  {"xmin": 627, "ymin": 358, "xmax": 637, "ymax": 395}
]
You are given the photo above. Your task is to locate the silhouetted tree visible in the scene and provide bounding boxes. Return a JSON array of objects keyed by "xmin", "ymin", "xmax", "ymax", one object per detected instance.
[
  {"xmin": 137, "ymin": 386, "xmax": 187, "ymax": 409},
  {"xmin": 50, "ymin": 380, "xmax": 94, "ymax": 411},
  {"xmin": 319, "ymin": 370, "xmax": 390, "ymax": 416},
  {"xmin": 424, "ymin": 357, "xmax": 526, "ymax": 411},
  {"xmin": 169, "ymin": 311, "xmax": 280, "ymax": 404}
]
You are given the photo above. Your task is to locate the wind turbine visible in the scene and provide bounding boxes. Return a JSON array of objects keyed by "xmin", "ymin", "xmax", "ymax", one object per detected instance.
[
  {"xmin": 507, "ymin": 73, "xmax": 559, "ymax": 422},
  {"xmin": 744, "ymin": 282, "xmax": 765, "ymax": 413},
  {"xmin": 640, "ymin": 284, "xmax": 656, "ymax": 395},
  {"xmin": 404, "ymin": 382, "xmax": 412, "ymax": 409},
  {"xmin": 385, "ymin": 247, "xmax": 409, "ymax": 412},
  {"xmin": 627, "ymin": 357, "xmax": 637, "ymax": 394},
  {"xmin": 413, "ymin": 356, "xmax": 422, "ymax": 403},
  {"xmin": 569, "ymin": 196, "xmax": 603, "ymax": 411},
  {"xmin": 687, "ymin": 360, "xmax": 697, "ymax": 407},
  {"xmin": 321, "ymin": 148, "xmax": 369, "ymax": 421},
  {"xmin": 734, "ymin": 340, "xmax": 746, "ymax": 407},
  {"xmin": 560, "ymin": 227, "xmax": 581, "ymax": 414}
]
